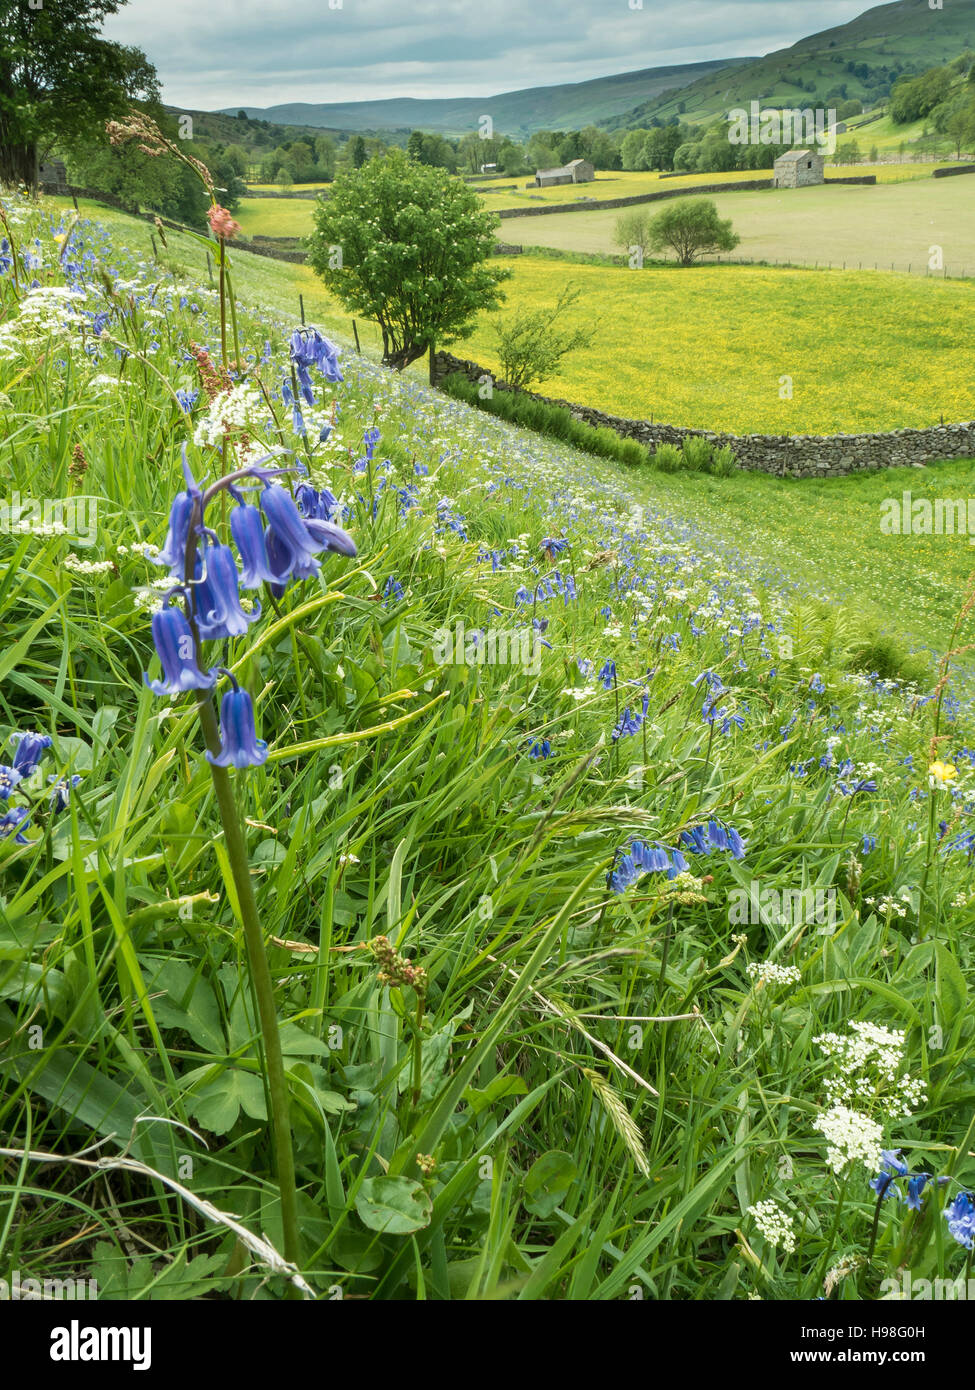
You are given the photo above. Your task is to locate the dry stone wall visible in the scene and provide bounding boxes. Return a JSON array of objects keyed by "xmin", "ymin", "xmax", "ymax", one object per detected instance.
[{"xmin": 432, "ymin": 351, "xmax": 975, "ymax": 477}]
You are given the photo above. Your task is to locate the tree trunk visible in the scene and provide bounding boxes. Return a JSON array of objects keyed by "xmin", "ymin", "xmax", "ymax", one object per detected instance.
[
  {"xmin": 0, "ymin": 141, "xmax": 39, "ymax": 189},
  {"xmin": 382, "ymin": 342, "xmax": 427, "ymax": 372}
]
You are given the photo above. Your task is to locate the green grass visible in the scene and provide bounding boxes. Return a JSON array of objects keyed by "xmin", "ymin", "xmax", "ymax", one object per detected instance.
[
  {"xmin": 4, "ymin": 194, "xmax": 974, "ymax": 1304},
  {"xmin": 234, "ymin": 195, "xmax": 322, "ymax": 240},
  {"xmin": 496, "ymin": 177, "xmax": 975, "ymax": 278}
]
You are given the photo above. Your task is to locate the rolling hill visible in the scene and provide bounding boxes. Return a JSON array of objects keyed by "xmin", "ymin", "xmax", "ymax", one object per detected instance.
[
  {"xmin": 611, "ymin": 0, "xmax": 975, "ymax": 128},
  {"xmin": 217, "ymin": 0, "xmax": 975, "ymax": 142},
  {"xmin": 219, "ymin": 58, "xmax": 751, "ymax": 138}
]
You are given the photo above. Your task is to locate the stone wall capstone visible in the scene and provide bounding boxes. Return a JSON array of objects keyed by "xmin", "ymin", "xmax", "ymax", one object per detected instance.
[{"xmin": 432, "ymin": 350, "xmax": 975, "ymax": 478}]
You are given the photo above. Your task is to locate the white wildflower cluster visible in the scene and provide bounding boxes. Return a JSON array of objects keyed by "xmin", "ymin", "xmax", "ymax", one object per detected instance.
[
  {"xmin": 0, "ymin": 286, "xmax": 87, "ymax": 358},
  {"xmin": 747, "ymin": 1199, "xmax": 796, "ymax": 1253},
  {"xmin": 814, "ymin": 1104, "xmax": 884, "ymax": 1175},
  {"xmin": 192, "ymin": 384, "xmax": 265, "ymax": 448},
  {"xmin": 9, "ymin": 517, "xmax": 67, "ymax": 536},
  {"xmin": 746, "ymin": 960, "xmax": 802, "ymax": 988},
  {"xmin": 658, "ymin": 870, "xmax": 709, "ymax": 905},
  {"xmin": 815, "ymin": 1021, "xmax": 927, "ymax": 1119},
  {"xmin": 864, "ymin": 890, "xmax": 912, "ymax": 918},
  {"xmin": 63, "ymin": 553, "xmax": 114, "ymax": 577},
  {"xmin": 131, "ymin": 575, "xmax": 178, "ymax": 612}
]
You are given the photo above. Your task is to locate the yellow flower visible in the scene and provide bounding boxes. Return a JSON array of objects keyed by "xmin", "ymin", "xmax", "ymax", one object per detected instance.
[{"xmin": 928, "ymin": 760, "xmax": 958, "ymax": 789}]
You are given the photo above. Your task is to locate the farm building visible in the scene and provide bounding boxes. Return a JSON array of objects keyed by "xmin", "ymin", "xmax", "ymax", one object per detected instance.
[
  {"xmin": 38, "ymin": 159, "xmax": 68, "ymax": 192},
  {"xmin": 533, "ymin": 158, "xmax": 595, "ymax": 188},
  {"xmin": 773, "ymin": 149, "xmax": 825, "ymax": 188}
]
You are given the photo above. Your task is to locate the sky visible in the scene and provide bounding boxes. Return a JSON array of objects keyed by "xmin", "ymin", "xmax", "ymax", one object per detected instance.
[{"xmin": 103, "ymin": 0, "xmax": 877, "ymax": 111}]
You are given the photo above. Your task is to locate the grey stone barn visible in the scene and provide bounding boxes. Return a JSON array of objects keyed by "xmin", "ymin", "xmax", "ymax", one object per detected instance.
[
  {"xmin": 38, "ymin": 159, "xmax": 68, "ymax": 192},
  {"xmin": 773, "ymin": 149, "xmax": 825, "ymax": 188},
  {"xmin": 533, "ymin": 158, "xmax": 595, "ymax": 188}
]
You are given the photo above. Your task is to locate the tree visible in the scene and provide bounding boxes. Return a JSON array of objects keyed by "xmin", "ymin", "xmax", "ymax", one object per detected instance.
[
  {"xmin": 0, "ymin": 0, "xmax": 157, "ymax": 186},
  {"xmin": 490, "ymin": 285, "xmax": 590, "ymax": 391},
  {"xmin": 349, "ymin": 134, "xmax": 367, "ymax": 168},
  {"xmin": 526, "ymin": 131, "xmax": 559, "ymax": 171},
  {"xmin": 314, "ymin": 134, "xmax": 336, "ymax": 179},
  {"xmin": 307, "ymin": 148, "xmax": 509, "ymax": 371},
  {"xmin": 647, "ymin": 198, "xmax": 739, "ymax": 266},
  {"xmin": 620, "ymin": 128, "xmax": 652, "ymax": 170},
  {"xmin": 613, "ymin": 208, "xmax": 653, "ymax": 260},
  {"xmin": 642, "ymin": 125, "xmax": 686, "ymax": 171}
]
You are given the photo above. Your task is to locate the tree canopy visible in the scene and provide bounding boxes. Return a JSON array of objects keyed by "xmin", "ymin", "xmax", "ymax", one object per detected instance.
[
  {"xmin": 0, "ymin": 0, "xmax": 157, "ymax": 185},
  {"xmin": 307, "ymin": 148, "xmax": 509, "ymax": 371},
  {"xmin": 647, "ymin": 198, "xmax": 740, "ymax": 267}
]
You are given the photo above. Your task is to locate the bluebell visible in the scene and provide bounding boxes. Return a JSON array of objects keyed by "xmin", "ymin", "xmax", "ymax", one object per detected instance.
[
  {"xmin": 144, "ymin": 603, "xmax": 217, "ymax": 696},
  {"xmin": 206, "ymin": 688, "xmax": 269, "ymax": 769}
]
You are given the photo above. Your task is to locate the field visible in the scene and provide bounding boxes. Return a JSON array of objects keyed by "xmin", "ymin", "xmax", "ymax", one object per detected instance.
[
  {"xmin": 58, "ymin": 196, "xmax": 975, "ymax": 437},
  {"xmin": 497, "ymin": 178, "xmax": 975, "ymax": 278},
  {"xmin": 234, "ymin": 195, "xmax": 323, "ymax": 239},
  {"xmin": 463, "ymin": 257, "xmax": 975, "ymax": 434},
  {"xmin": 5, "ymin": 192, "xmax": 975, "ymax": 1307},
  {"xmin": 233, "ymin": 163, "xmax": 943, "ymax": 244}
]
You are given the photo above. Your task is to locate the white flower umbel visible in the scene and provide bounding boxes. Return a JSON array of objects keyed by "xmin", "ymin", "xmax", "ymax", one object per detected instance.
[
  {"xmin": 814, "ymin": 1021, "xmax": 926, "ymax": 1119},
  {"xmin": 0, "ymin": 286, "xmax": 88, "ymax": 359},
  {"xmin": 746, "ymin": 960, "xmax": 801, "ymax": 988},
  {"xmin": 814, "ymin": 1104, "xmax": 884, "ymax": 1175},
  {"xmin": 747, "ymin": 1199, "xmax": 797, "ymax": 1253},
  {"xmin": 192, "ymin": 384, "xmax": 265, "ymax": 448}
]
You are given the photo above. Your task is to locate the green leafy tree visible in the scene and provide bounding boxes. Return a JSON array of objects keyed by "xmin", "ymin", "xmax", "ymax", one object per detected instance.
[
  {"xmin": 613, "ymin": 208, "xmax": 653, "ymax": 260},
  {"xmin": 620, "ymin": 128, "xmax": 652, "ymax": 170},
  {"xmin": 0, "ymin": 0, "xmax": 157, "ymax": 186},
  {"xmin": 647, "ymin": 198, "xmax": 739, "ymax": 266},
  {"xmin": 307, "ymin": 148, "xmax": 509, "ymax": 371},
  {"xmin": 526, "ymin": 131, "xmax": 559, "ymax": 171},
  {"xmin": 349, "ymin": 134, "xmax": 368, "ymax": 168},
  {"xmin": 490, "ymin": 285, "xmax": 590, "ymax": 391},
  {"xmin": 314, "ymin": 134, "xmax": 336, "ymax": 179}
]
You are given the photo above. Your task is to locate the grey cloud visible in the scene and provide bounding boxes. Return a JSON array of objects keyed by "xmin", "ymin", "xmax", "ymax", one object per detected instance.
[{"xmin": 103, "ymin": 0, "xmax": 871, "ymax": 109}]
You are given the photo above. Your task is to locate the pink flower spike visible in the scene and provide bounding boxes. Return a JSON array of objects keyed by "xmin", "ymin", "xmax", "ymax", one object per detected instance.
[{"xmin": 207, "ymin": 204, "xmax": 241, "ymax": 240}]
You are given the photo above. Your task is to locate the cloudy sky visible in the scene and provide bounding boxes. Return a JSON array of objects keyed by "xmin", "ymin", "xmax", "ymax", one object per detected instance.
[{"xmin": 104, "ymin": 0, "xmax": 875, "ymax": 110}]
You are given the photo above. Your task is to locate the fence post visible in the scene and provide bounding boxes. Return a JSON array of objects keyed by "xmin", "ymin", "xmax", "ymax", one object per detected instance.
[
  {"xmin": 299, "ymin": 293, "xmax": 305, "ymax": 325},
  {"xmin": 352, "ymin": 320, "xmax": 361, "ymax": 355}
]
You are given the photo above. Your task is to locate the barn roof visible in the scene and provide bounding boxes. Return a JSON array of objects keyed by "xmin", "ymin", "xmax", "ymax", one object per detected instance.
[{"xmin": 775, "ymin": 149, "xmax": 822, "ymax": 163}]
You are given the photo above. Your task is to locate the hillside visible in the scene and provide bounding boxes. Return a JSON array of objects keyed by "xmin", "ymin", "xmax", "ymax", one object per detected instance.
[
  {"xmin": 220, "ymin": 58, "xmax": 750, "ymax": 138},
  {"xmin": 611, "ymin": 0, "xmax": 975, "ymax": 127},
  {"xmin": 213, "ymin": 0, "xmax": 975, "ymax": 141},
  {"xmin": 7, "ymin": 193, "xmax": 975, "ymax": 1307}
]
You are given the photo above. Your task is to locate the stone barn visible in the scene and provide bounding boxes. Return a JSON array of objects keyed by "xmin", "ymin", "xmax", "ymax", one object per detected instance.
[
  {"xmin": 533, "ymin": 158, "xmax": 595, "ymax": 188},
  {"xmin": 773, "ymin": 149, "xmax": 825, "ymax": 188},
  {"xmin": 38, "ymin": 159, "xmax": 68, "ymax": 193}
]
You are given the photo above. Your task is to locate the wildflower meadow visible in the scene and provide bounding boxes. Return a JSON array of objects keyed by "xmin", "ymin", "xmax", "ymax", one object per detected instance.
[{"xmin": 1, "ymin": 174, "xmax": 974, "ymax": 1319}]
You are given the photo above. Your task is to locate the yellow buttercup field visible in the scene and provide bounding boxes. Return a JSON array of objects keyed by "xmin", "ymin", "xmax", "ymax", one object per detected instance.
[{"xmin": 459, "ymin": 257, "xmax": 975, "ymax": 434}]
